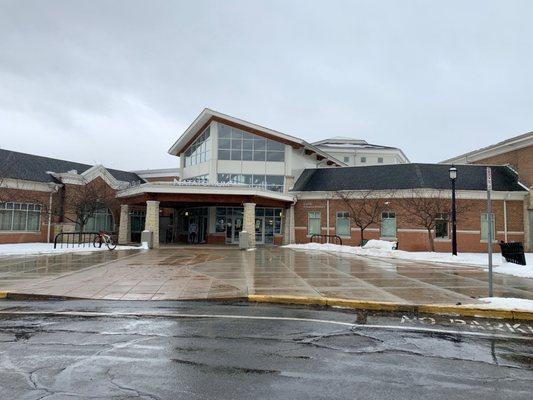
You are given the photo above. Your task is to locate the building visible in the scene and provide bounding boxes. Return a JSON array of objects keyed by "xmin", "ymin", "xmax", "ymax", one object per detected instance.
[
  {"xmin": 292, "ymin": 163, "xmax": 529, "ymax": 252},
  {"xmin": 442, "ymin": 131, "xmax": 533, "ymax": 250},
  {"xmin": 0, "ymin": 148, "xmax": 142, "ymax": 244},
  {"xmin": 0, "ymin": 109, "xmax": 530, "ymax": 252},
  {"xmin": 312, "ymin": 137, "xmax": 409, "ymax": 166}
]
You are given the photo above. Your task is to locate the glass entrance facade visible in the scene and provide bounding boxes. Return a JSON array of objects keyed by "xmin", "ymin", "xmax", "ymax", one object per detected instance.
[{"xmin": 216, "ymin": 207, "xmax": 282, "ymax": 244}]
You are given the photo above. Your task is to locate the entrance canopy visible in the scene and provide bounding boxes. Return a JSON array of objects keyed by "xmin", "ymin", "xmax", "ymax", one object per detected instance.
[{"xmin": 116, "ymin": 182, "xmax": 295, "ymax": 208}]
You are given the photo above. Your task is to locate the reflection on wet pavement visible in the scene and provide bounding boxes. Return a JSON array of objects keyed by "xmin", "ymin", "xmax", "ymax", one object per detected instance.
[{"xmin": 0, "ymin": 247, "xmax": 531, "ymax": 304}]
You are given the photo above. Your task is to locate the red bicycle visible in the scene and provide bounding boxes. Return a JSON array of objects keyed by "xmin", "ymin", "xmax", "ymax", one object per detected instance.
[{"xmin": 93, "ymin": 231, "xmax": 117, "ymax": 250}]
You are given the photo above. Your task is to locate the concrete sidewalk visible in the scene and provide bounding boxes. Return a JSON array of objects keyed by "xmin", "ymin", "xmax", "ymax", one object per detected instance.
[{"xmin": 0, "ymin": 247, "xmax": 532, "ymax": 305}]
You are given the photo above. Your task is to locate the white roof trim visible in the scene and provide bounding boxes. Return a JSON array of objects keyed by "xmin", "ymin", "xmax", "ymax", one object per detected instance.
[
  {"xmin": 441, "ymin": 131, "xmax": 533, "ymax": 164},
  {"xmin": 133, "ymin": 167, "xmax": 180, "ymax": 179},
  {"xmin": 167, "ymin": 108, "xmax": 346, "ymax": 166},
  {"xmin": 117, "ymin": 182, "xmax": 295, "ymax": 202}
]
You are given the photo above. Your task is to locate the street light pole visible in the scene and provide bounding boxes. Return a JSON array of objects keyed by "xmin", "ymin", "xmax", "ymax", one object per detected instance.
[{"xmin": 449, "ymin": 166, "xmax": 458, "ymax": 256}]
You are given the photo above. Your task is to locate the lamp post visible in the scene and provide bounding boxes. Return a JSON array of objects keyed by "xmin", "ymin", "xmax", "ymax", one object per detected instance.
[{"xmin": 449, "ymin": 166, "xmax": 458, "ymax": 256}]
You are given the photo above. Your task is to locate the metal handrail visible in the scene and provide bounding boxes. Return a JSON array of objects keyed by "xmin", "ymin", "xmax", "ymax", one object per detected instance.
[
  {"xmin": 53, "ymin": 231, "xmax": 103, "ymax": 249},
  {"xmin": 310, "ymin": 234, "xmax": 343, "ymax": 246}
]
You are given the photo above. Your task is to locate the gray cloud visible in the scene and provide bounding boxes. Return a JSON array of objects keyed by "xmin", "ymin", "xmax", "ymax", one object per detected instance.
[{"xmin": 1, "ymin": 0, "xmax": 532, "ymax": 170}]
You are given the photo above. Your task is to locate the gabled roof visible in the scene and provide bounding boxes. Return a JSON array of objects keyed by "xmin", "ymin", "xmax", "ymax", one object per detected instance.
[
  {"xmin": 0, "ymin": 149, "xmax": 142, "ymax": 184},
  {"xmin": 292, "ymin": 163, "xmax": 527, "ymax": 192},
  {"xmin": 441, "ymin": 131, "xmax": 533, "ymax": 164},
  {"xmin": 167, "ymin": 108, "xmax": 346, "ymax": 166}
]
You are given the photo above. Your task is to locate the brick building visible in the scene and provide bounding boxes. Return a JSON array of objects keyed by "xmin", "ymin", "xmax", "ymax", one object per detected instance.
[
  {"xmin": 1, "ymin": 109, "xmax": 531, "ymax": 252},
  {"xmin": 291, "ymin": 164, "xmax": 528, "ymax": 252},
  {"xmin": 0, "ymin": 149, "xmax": 142, "ymax": 244},
  {"xmin": 442, "ymin": 131, "xmax": 533, "ymax": 250}
]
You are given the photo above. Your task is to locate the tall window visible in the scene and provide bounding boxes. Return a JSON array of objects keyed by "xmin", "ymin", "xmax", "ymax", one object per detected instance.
[
  {"xmin": 481, "ymin": 213, "xmax": 495, "ymax": 241},
  {"xmin": 381, "ymin": 211, "xmax": 396, "ymax": 238},
  {"xmin": 0, "ymin": 202, "xmax": 41, "ymax": 231},
  {"xmin": 435, "ymin": 213, "xmax": 448, "ymax": 239},
  {"xmin": 184, "ymin": 127, "xmax": 211, "ymax": 167},
  {"xmin": 217, "ymin": 123, "xmax": 285, "ymax": 162},
  {"xmin": 336, "ymin": 211, "xmax": 350, "ymax": 236},
  {"xmin": 308, "ymin": 212, "xmax": 321, "ymax": 235},
  {"xmin": 82, "ymin": 209, "xmax": 115, "ymax": 232}
]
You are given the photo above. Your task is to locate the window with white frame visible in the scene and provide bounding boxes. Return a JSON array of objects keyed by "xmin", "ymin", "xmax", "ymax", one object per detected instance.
[
  {"xmin": 343, "ymin": 156, "xmax": 350, "ymax": 163},
  {"xmin": 381, "ymin": 211, "xmax": 396, "ymax": 238},
  {"xmin": 308, "ymin": 211, "xmax": 321, "ymax": 235},
  {"xmin": 360, "ymin": 157, "xmax": 366, "ymax": 163},
  {"xmin": 184, "ymin": 127, "xmax": 211, "ymax": 167},
  {"xmin": 217, "ymin": 123, "xmax": 285, "ymax": 162},
  {"xmin": 480, "ymin": 213, "xmax": 495, "ymax": 241},
  {"xmin": 0, "ymin": 202, "xmax": 41, "ymax": 231},
  {"xmin": 336, "ymin": 211, "xmax": 350, "ymax": 236},
  {"xmin": 435, "ymin": 213, "xmax": 449, "ymax": 239},
  {"xmin": 378, "ymin": 157, "xmax": 384, "ymax": 164}
]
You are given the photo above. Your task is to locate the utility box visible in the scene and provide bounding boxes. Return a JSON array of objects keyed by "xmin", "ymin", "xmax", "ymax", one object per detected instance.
[
  {"xmin": 141, "ymin": 230, "xmax": 153, "ymax": 249},
  {"xmin": 239, "ymin": 231, "xmax": 250, "ymax": 250}
]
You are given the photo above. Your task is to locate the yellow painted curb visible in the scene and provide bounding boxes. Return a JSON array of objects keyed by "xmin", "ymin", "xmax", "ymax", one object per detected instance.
[
  {"xmin": 326, "ymin": 298, "xmax": 414, "ymax": 313},
  {"xmin": 418, "ymin": 305, "xmax": 515, "ymax": 320},
  {"xmin": 248, "ymin": 294, "xmax": 327, "ymax": 306},
  {"xmin": 247, "ymin": 295, "xmax": 533, "ymax": 321},
  {"xmin": 0, "ymin": 291, "xmax": 8, "ymax": 299}
]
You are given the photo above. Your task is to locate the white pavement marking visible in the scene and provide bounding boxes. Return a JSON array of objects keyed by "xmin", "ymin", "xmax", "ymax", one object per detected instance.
[{"xmin": 0, "ymin": 309, "xmax": 531, "ymax": 341}]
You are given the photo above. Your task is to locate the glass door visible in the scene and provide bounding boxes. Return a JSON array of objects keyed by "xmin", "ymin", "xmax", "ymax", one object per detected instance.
[
  {"xmin": 255, "ymin": 217, "xmax": 264, "ymax": 244},
  {"xmin": 264, "ymin": 216, "xmax": 274, "ymax": 244}
]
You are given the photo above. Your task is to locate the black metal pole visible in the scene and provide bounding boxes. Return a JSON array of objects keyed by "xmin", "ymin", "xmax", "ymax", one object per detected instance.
[{"xmin": 451, "ymin": 178, "xmax": 457, "ymax": 256}]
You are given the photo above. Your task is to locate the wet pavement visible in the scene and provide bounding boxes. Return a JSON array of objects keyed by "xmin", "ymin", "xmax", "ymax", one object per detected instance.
[
  {"xmin": 0, "ymin": 247, "xmax": 532, "ymax": 305},
  {"xmin": 0, "ymin": 300, "xmax": 531, "ymax": 399}
]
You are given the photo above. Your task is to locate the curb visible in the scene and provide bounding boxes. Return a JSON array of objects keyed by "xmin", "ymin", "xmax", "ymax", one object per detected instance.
[
  {"xmin": 1, "ymin": 291, "xmax": 531, "ymax": 321},
  {"xmin": 247, "ymin": 295, "xmax": 533, "ymax": 321}
]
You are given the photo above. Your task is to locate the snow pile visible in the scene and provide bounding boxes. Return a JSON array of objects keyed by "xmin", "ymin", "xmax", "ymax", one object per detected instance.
[
  {"xmin": 0, "ymin": 243, "xmax": 140, "ymax": 256},
  {"xmin": 363, "ymin": 239, "xmax": 395, "ymax": 250},
  {"xmin": 283, "ymin": 242, "xmax": 533, "ymax": 279},
  {"xmin": 464, "ymin": 297, "xmax": 533, "ymax": 312}
]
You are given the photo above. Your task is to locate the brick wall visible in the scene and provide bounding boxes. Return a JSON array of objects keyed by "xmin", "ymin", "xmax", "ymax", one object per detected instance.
[
  {"xmin": 471, "ymin": 145, "xmax": 533, "ymax": 187},
  {"xmin": 1, "ymin": 176, "xmax": 122, "ymax": 244},
  {"xmin": 0, "ymin": 187, "xmax": 55, "ymax": 244},
  {"xmin": 294, "ymin": 197, "xmax": 525, "ymax": 252}
]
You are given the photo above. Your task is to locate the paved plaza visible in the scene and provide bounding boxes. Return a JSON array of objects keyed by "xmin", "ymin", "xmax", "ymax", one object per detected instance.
[{"xmin": 0, "ymin": 247, "xmax": 532, "ymax": 305}]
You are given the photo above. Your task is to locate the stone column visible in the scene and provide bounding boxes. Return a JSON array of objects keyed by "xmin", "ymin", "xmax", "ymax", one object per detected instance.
[
  {"xmin": 243, "ymin": 202, "xmax": 256, "ymax": 248},
  {"xmin": 118, "ymin": 204, "xmax": 131, "ymax": 245},
  {"xmin": 282, "ymin": 207, "xmax": 291, "ymax": 245},
  {"xmin": 146, "ymin": 200, "xmax": 160, "ymax": 248}
]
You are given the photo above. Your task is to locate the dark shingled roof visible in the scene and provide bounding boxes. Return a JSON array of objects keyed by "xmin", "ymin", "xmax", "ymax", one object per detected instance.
[
  {"xmin": 292, "ymin": 163, "xmax": 527, "ymax": 192},
  {"xmin": 0, "ymin": 149, "xmax": 143, "ymax": 184}
]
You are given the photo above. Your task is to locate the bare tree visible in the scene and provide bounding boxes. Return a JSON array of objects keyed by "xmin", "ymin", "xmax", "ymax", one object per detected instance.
[
  {"xmin": 60, "ymin": 178, "xmax": 119, "ymax": 232},
  {"xmin": 0, "ymin": 152, "xmax": 14, "ymax": 202},
  {"xmin": 398, "ymin": 189, "xmax": 469, "ymax": 252},
  {"xmin": 335, "ymin": 190, "xmax": 392, "ymax": 245}
]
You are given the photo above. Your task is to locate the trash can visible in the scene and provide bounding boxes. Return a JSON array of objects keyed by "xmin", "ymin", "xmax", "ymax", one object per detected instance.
[
  {"xmin": 141, "ymin": 230, "xmax": 153, "ymax": 249},
  {"xmin": 239, "ymin": 231, "xmax": 250, "ymax": 250},
  {"xmin": 498, "ymin": 241, "xmax": 526, "ymax": 265}
]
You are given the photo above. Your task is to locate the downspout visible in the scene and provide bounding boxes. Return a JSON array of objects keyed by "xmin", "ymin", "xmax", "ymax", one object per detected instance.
[
  {"xmin": 46, "ymin": 185, "xmax": 59, "ymax": 243},
  {"xmin": 503, "ymin": 194, "xmax": 509, "ymax": 242},
  {"xmin": 326, "ymin": 198, "xmax": 330, "ymax": 243}
]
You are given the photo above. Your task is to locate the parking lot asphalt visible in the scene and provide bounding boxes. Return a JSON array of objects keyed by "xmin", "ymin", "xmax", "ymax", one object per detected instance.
[{"xmin": 0, "ymin": 299, "xmax": 531, "ymax": 400}]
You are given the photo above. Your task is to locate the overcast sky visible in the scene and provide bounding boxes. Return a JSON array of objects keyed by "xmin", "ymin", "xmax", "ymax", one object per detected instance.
[{"xmin": 1, "ymin": 0, "xmax": 532, "ymax": 171}]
